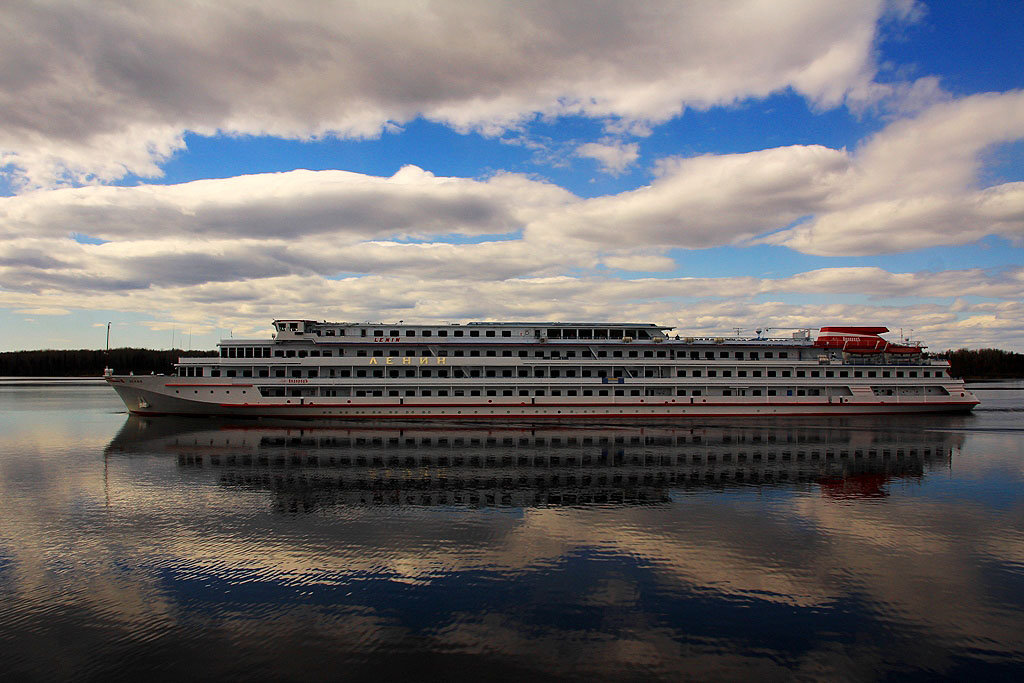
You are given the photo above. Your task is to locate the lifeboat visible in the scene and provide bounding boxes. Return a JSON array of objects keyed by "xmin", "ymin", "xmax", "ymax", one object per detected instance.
[{"xmin": 813, "ymin": 326, "xmax": 921, "ymax": 354}]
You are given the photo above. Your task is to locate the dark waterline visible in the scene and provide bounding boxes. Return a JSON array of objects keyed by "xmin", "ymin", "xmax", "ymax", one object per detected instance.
[{"xmin": 1, "ymin": 383, "xmax": 1023, "ymax": 681}]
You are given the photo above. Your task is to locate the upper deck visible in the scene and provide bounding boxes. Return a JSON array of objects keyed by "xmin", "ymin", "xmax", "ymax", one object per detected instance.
[{"xmin": 271, "ymin": 319, "xmax": 673, "ymax": 343}]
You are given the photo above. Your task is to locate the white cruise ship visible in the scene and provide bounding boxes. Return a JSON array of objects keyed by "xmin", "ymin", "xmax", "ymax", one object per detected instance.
[{"xmin": 105, "ymin": 319, "xmax": 979, "ymax": 419}]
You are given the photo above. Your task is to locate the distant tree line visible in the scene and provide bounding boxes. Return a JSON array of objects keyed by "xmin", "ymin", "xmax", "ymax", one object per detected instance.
[
  {"xmin": 0, "ymin": 348, "xmax": 217, "ymax": 377},
  {"xmin": 939, "ymin": 348, "xmax": 1024, "ymax": 379}
]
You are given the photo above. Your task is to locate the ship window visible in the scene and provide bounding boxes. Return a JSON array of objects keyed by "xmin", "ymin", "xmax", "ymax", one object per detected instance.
[
  {"xmin": 502, "ymin": 331, "xmax": 512, "ymax": 337},
  {"xmin": 583, "ymin": 390, "xmax": 593, "ymax": 396},
  {"xmin": 373, "ymin": 370, "xmax": 383, "ymax": 378},
  {"xmin": 502, "ymin": 390, "xmax": 512, "ymax": 396},
  {"xmin": 243, "ymin": 370, "xmax": 252, "ymax": 378},
  {"xmin": 486, "ymin": 390, "xmax": 496, "ymax": 396},
  {"xmin": 566, "ymin": 370, "xmax": 576, "ymax": 378},
  {"xmin": 374, "ymin": 330, "xmax": 383, "ymax": 337},
  {"xmin": 292, "ymin": 370, "xmax": 301, "ymax": 378},
  {"xmin": 779, "ymin": 352, "xmax": 789, "ymax": 358},
  {"xmin": 630, "ymin": 390, "xmax": 640, "ymax": 396},
  {"xmin": 551, "ymin": 390, "xmax": 562, "ymax": 396},
  {"xmin": 723, "ymin": 390, "xmax": 732, "ymax": 396},
  {"xmin": 826, "ymin": 371, "xmax": 834, "ymax": 377},
  {"xmin": 782, "ymin": 371, "xmax": 791, "ymax": 377},
  {"xmin": 840, "ymin": 371, "xmax": 849, "ymax": 377},
  {"xmin": 677, "ymin": 370, "xmax": 687, "ymax": 377},
  {"xmin": 406, "ymin": 370, "xmax": 415, "ymax": 377},
  {"xmin": 692, "ymin": 390, "xmax": 702, "ymax": 396},
  {"xmin": 767, "ymin": 371, "xmax": 776, "ymax": 377},
  {"xmin": 738, "ymin": 370, "xmax": 746, "ymax": 377},
  {"xmin": 339, "ymin": 370, "xmax": 350, "ymax": 377},
  {"xmin": 486, "ymin": 331, "xmax": 496, "ymax": 337},
  {"xmin": 582, "ymin": 370, "xmax": 592, "ymax": 377},
  {"xmin": 723, "ymin": 371, "xmax": 732, "ymax": 377},
  {"xmin": 420, "ymin": 350, "xmax": 431, "ymax": 356},
  {"xmin": 423, "ymin": 330, "xmax": 432, "ymax": 337},
  {"xmin": 796, "ymin": 370, "xmax": 805, "ymax": 377},
  {"xmin": 356, "ymin": 370, "xmax": 366, "ymax": 377},
  {"xmin": 486, "ymin": 350, "xmax": 496, "ymax": 357},
  {"xmin": 567, "ymin": 390, "xmax": 577, "ymax": 396},
  {"xmin": 374, "ymin": 350, "xmax": 383, "ymax": 356},
  {"xmin": 226, "ymin": 370, "xmax": 236, "ymax": 377},
  {"xmin": 469, "ymin": 390, "xmax": 480, "ymax": 396},
  {"xmin": 470, "ymin": 350, "xmax": 480, "ymax": 357},
  {"xmin": 308, "ymin": 370, "xmax": 318, "ymax": 378},
  {"xmin": 598, "ymin": 389, "xmax": 608, "ymax": 396},
  {"xmin": 613, "ymin": 351, "xmax": 622, "ymax": 358},
  {"xmin": 274, "ymin": 350, "xmax": 283, "ymax": 357},
  {"xmin": 535, "ymin": 370, "xmax": 545, "ymax": 378},
  {"xmin": 406, "ymin": 330, "xmax": 416, "ymax": 336},
  {"xmin": 405, "ymin": 350, "xmax": 415, "ymax": 356},
  {"xmin": 405, "ymin": 390, "xmax": 415, "ymax": 396},
  {"xmin": 323, "ymin": 350, "xmax": 333, "ymax": 357},
  {"xmin": 298, "ymin": 351, "xmax": 307, "ymax": 358},
  {"xmin": 692, "ymin": 370, "xmax": 702, "ymax": 377},
  {"xmin": 854, "ymin": 371, "xmax": 862, "ymax": 378},
  {"xmin": 708, "ymin": 370, "xmax": 717, "ymax": 377},
  {"xmin": 765, "ymin": 352, "xmax": 773, "ymax": 358},
  {"xmin": 422, "ymin": 390, "xmax": 432, "ymax": 397},
  {"xmin": 454, "ymin": 330, "xmax": 464, "ymax": 337},
  {"xmin": 437, "ymin": 330, "xmax": 447, "ymax": 337},
  {"xmin": 753, "ymin": 370, "xmax": 761, "ymax": 377},
  {"xmin": 388, "ymin": 370, "xmax": 399, "ymax": 378},
  {"xmin": 909, "ymin": 371, "xmax": 917, "ymax": 377},
  {"xmin": 896, "ymin": 371, "xmax": 904, "ymax": 377},
  {"xmin": 719, "ymin": 351, "xmax": 727, "ymax": 358},
  {"xmin": 519, "ymin": 350, "xmax": 528, "ymax": 357},
  {"xmin": 598, "ymin": 351, "xmax": 607, "ymax": 358},
  {"xmin": 643, "ymin": 351, "xmax": 653, "ymax": 358},
  {"xmin": 389, "ymin": 390, "xmax": 399, "ymax": 397},
  {"xmin": 357, "ymin": 350, "xmax": 367, "ymax": 356},
  {"xmin": 454, "ymin": 350, "xmax": 464, "ymax": 356},
  {"xmin": 768, "ymin": 389, "xmax": 776, "ymax": 396},
  {"xmin": 735, "ymin": 352, "xmax": 744, "ymax": 360},
  {"xmin": 628, "ymin": 351, "xmax": 637, "ymax": 358},
  {"xmin": 390, "ymin": 330, "xmax": 399, "ymax": 336},
  {"xmin": 705, "ymin": 352, "xmax": 714, "ymax": 359},
  {"xmin": 438, "ymin": 390, "xmax": 448, "ymax": 397},
  {"xmin": 485, "ymin": 370, "xmax": 496, "ymax": 378},
  {"xmin": 470, "ymin": 331, "xmax": 480, "ymax": 337},
  {"xmin": 310, "ymin": 350, "xmax": 320, "ymax": 357},
  {"xmin": 567, "ymin": 351, "xmax": 576, "ymax": 358},
  {"xmin": 882, "ymin": 371, "xmax": 891, "ymax": 377}
]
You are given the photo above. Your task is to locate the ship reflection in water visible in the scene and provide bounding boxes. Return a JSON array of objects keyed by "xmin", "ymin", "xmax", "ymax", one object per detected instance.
[
  {"xmin": 9, "ymin": 402, "xmax": 1024, "ymax": 681},
  {"xmin": 106, "ymin": 416, "xmax": 959, "ymax": 510}
]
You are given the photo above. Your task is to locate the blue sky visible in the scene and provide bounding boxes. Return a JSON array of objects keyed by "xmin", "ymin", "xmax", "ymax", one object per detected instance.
[{"xmin": 1, "ymin": 0, "xmax": 1023, "ymax": 352}]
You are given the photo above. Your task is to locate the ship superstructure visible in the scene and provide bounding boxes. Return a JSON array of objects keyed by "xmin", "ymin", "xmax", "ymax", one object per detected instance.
[{"xmin": 105, "ymin": 319, "xmax": 979, "ymax": 418}]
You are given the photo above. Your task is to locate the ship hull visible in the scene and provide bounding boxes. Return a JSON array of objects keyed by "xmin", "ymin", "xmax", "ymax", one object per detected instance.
[{"xmin": 109, "ymin": 379, "xmax": 979, "ymax": 420}]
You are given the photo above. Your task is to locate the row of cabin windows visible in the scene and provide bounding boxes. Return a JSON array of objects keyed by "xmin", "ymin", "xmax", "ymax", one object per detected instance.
[
  {"xmin": 182, "ymin": 365, "xmax": 938, "ymax": 379},
  {"xmin": 259, "ymin": 386, "xmax": 826, "ymax": 399},
  {"xmin": 318, "ymin": 328, "xmax": 655, "ymax": 339},
  {"xmin": 222, "ymin": 347, "xmax": 271, "ymax": 358},
  {"xmin": 256, "ymin": 347, "xmax": 791, "ymax": 360}
]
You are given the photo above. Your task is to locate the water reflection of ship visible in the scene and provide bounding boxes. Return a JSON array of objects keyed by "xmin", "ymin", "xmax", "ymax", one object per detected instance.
[{"xmin": 105, "ymin": 416, "xmax": 963, "ymax": 509}]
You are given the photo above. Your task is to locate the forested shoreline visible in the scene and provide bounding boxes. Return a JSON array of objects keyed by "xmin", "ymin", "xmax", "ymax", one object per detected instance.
[
  {"xmin": 0, "ymin": 349, "xmax": 217, "ymax": 377},
  {"xmin": 939, "ymin": 348, "xmax": 1024, "ymax": 380},
  {"xmin": 1, "ymin": 347, "xmax": 1022, "ymax": 379}
]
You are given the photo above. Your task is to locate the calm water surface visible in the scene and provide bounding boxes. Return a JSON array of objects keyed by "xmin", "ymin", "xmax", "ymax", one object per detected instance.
[{"xmin": 1, "ymin": 381, "xmax": 1023, "ymax": 681}]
